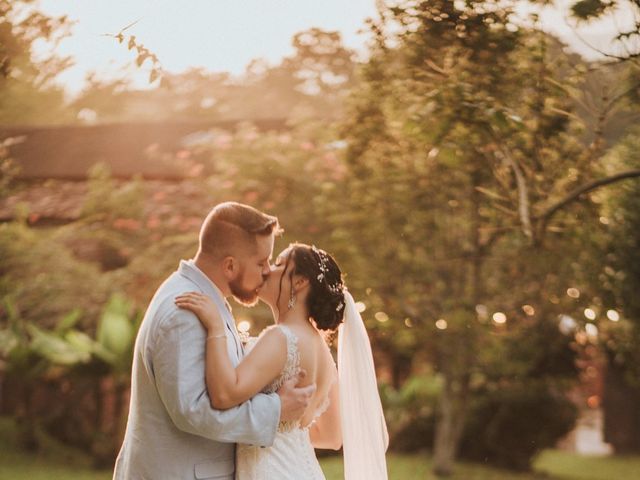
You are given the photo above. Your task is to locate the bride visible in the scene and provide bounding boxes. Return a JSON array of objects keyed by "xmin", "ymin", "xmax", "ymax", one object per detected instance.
[{"xmin": 175, "ymin": 243, "xmax": 388, "ymax": 479}]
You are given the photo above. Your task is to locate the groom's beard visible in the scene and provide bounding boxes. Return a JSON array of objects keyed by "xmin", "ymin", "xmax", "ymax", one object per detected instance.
[{"xmin": 229, "ymin": 272, "xmax": 262, "ymax": 307}]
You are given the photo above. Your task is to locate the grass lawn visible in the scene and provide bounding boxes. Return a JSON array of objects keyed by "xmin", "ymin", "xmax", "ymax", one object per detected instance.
[{"xmin": 2, "ymin": 417, "xmax": 639, "ymax": 479}]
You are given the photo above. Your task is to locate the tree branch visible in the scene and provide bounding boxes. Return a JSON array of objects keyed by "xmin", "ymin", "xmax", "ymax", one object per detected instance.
[{"xmin": 537, "ymin": 169, "xmax": 640, "ymax": 226}]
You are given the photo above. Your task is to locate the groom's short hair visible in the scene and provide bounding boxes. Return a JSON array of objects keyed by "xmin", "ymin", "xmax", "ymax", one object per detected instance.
[{"xmin": 199, "ymin": 202, "xmax": 282, "ymax": 259}]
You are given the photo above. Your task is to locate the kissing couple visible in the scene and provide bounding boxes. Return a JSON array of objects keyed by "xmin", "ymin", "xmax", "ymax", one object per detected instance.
[{"xmin": 113, "ymin": 202, "xmax": 389, "ymax": 479}]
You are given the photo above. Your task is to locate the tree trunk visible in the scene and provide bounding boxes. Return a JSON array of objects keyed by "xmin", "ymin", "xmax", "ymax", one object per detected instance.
[
  {"xmin": 433, "ymin": 374, "xmax": 468, "ymax": 476},
  {"xmin": 603, "ymin": 353, "xmax": 640, "ymax": 453},
  {"xmin": 433, "ymin": 166, "xmax": 482, "ymax": 476}
]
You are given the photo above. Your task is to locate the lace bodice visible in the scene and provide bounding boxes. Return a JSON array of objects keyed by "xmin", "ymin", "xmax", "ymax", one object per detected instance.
[
  {"xmin": 246, "ymin": 324, "xmax": 331, "ymax": 431},
  {"xmin": 237, "ymin": 324, "xmax": 328, "ymax": 480},
  {"xmin": 260, "ymin": 324, "xmax": 301, "ymax": 394}
]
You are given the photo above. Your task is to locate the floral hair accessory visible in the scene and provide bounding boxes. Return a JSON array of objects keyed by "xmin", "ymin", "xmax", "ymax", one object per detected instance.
[{"xmin": 311, "ymin": 245, "xmax": 345, "ymax": 309}]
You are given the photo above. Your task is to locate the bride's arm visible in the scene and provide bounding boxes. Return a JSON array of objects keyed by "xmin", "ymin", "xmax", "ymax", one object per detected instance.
[
  {"xmin": 309, "ymin": 363, "xmax": 342, "ymax": 450},
  {"xmin": 175, "ymin": 292, "xmax": 287, "ymax": 410}
]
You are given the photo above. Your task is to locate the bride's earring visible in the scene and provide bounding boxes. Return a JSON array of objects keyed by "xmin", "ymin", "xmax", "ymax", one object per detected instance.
[{"xmin": 288, "ymin": 289, "xmax": 296, "ymax": 310}]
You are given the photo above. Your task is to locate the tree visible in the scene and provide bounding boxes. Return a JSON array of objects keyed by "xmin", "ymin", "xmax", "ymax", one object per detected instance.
[
  {"xmin": 594, "ymin": 128, "xmax": 640, "ymax": 452},
  {"xmin": 564, "ymin": 0, "xmax": 640, "ymax": 61},
  {"xmin": 339, "ymin": 0, "xmax": 639, "ymax": 474},
  {"xmin": 0, "ymin": 0, "xmax": 73, "ymax": 124},
  {"xmin": 77, "ymin": 28, "xmax": 356, "ymax": 123}
]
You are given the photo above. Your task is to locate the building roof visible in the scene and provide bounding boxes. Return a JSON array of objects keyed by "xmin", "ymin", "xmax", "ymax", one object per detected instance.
[{"xmin": 0, "ymin": 119, "xmax": 286, "ymax": 180}]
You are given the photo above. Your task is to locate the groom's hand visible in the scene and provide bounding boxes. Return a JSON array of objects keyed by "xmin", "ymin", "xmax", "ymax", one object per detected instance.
[{"xmin": 277, "ymin": 370, "xmax": 316, "ymax": 422}]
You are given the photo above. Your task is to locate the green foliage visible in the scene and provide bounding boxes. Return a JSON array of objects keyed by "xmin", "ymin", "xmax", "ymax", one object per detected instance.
[
  {"xmin": 0, "ymin": 0, "xmax": 73, "ymax": 124},
  {"xmin": 0, "ymin": 136, "xmax": 23, "ymax": 197},
  {"xmin": 81, "ymin": 163, "xmax": 144, "ymax": 221},
  {"xmin": 564, "ymin": 0, "xmax": 640, "ymax": 60},
  {"xmin": 460, "ymin": 384, "xmax": 578, "ymax": 470},
  {"xmin": 335, "ymin": 0, "xmax": 620, "ymax": 471},
  {"xmin": 105, "ymin": 21, "xmax": 163, "ymax": 85},
  {"xmin": 0, "ymin": 222, "xmax": 110, "ymax": 329},
  {"xmin": 72, "ymin": 28, "xmax": 356, "ymax": 124},
  {"xmin": 382, "ymin": 373, "xmax": 441, "ymax": 452},
  {"xmin": 94, "ymin": 294, "xmax": 138, "ymax": 372},
  {"xmin": 585, "ymin": 128, "xmax": 640, "ymax": 452},
  {"xmin": 571, "ymin": 0, "xmax": 614, "ymax": 19}
]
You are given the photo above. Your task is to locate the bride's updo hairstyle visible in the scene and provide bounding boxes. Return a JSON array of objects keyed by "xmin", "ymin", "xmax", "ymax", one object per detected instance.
[{"xmin": 283, "ymin": 243, "xmax": 346, "ymax": 331}]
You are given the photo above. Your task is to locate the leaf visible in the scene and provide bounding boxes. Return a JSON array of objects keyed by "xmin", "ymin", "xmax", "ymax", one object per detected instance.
[
  {"xmin": 91, "ymin": 343, "xmax": 118, "ymax": 365},
  {"xmin": 570, "ymin": 0, "xmax": 611, "ymax": 20},
  {"xmin": 136, "ymin": 53, "xmax": 148, "ymax": 67},
  {"xmin": 55, "ymin": 308, "xmax": 82, "ymax": 333},
  {"xmin": 128, "ymin": 35, "xmax": 136, "ymax": 51},
  {"xmin": 64, "ymin": 330, "xmax": 96, "ymax": 355},
  {"xmin": 27, "ymin": 324, "xmax": 91, "ymax": 365},
  {"xmin": 97, "ymin": 295, "xmax": 135, "ymax": 358},
  {"xmin": 0, "ymin": 330, "xmax": 19, "ymax": 357},
  {"xmin": 149, "ymin": 69, "xmax": 159, "ymax": 84}
]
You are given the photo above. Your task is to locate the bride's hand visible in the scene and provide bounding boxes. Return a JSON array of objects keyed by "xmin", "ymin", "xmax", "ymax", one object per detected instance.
[{"xmin": 175, "ymin": 292, "xmax": 225, "ymax": 334}]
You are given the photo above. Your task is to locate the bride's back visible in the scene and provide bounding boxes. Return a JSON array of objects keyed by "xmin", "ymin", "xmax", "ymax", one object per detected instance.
[{"xmin": 282, "ymin": 322, "xmax": 336, "ymax": 428}]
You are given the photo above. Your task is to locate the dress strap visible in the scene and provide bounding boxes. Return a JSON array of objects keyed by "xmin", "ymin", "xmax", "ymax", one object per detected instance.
[{"xmin": 276, "ymin": 324, "xmax": 301, "ymax": 377}]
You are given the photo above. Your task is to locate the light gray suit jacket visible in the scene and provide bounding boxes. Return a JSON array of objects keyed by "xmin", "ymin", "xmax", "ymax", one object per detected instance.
[{"xmin": 113, "ymin": 260, "xmax": 280, "ymax": 480}]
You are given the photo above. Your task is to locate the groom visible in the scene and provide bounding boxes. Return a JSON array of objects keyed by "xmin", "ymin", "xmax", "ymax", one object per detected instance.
[{"xmin": 114, "ymin": 202, "xmax": 314, "ymax": 480}]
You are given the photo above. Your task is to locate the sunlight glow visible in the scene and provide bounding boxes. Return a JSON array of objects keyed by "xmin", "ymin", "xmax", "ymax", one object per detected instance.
[{"xmin": 237, "ymin": 320, "xmax": 251, "ymax": 333}]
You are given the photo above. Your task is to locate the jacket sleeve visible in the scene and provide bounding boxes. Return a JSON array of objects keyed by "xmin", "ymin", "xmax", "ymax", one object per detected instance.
[{"xmin": 152, "ymin": 306, "xmax": 281, "ymax": 446}]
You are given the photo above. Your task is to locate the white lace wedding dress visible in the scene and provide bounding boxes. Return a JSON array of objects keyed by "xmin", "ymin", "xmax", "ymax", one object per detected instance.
[{"xmin": 236, "ymin": 325, "xmax": 328, "ymax": 480}]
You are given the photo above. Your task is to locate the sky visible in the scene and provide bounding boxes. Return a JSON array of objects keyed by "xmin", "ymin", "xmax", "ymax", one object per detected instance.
[{"xmin": 36, "ymin": 0, "xmax": 632, "ymax": 96}]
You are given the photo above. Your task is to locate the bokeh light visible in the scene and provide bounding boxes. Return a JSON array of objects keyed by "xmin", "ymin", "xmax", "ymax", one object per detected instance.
[
  {"xmin": 492, "ymin": 312, "xmax": 507, "ymax": 324},
  {"xmin": 567, "ymin": 288, "xmax": 580, "ymax": 298},
  {"xmin": 375, "ymin": 311, "xmax": 389, "ymax": 323},
  {"xmin": 606, "ymin": 309, "xmax": 620, "ymax": 322}
]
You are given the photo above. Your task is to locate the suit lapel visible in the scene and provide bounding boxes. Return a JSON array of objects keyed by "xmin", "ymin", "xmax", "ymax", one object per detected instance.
[{"xmin": 177, "ymin": 260, "xmax": 242, "ymax": 363}]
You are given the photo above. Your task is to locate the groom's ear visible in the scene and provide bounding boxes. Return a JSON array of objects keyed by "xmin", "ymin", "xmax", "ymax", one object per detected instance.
[{"xmin": 221, "ymin": 256, "xmax": 237, "ymax": 279}]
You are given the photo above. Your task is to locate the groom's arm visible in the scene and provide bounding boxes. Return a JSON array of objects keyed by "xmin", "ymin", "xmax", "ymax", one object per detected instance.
[{"xmin": 152, "ymin": 306, "xmax": 280, "ymax": 446}]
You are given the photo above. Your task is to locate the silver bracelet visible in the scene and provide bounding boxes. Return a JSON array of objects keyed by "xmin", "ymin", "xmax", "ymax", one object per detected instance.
[{"xmin": 206, "ymin": 332, "xmax": 226, "ymax": 340}]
